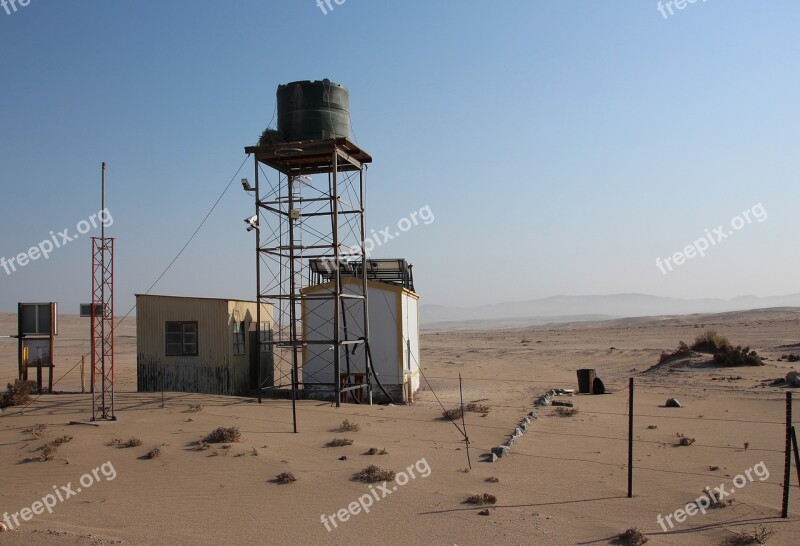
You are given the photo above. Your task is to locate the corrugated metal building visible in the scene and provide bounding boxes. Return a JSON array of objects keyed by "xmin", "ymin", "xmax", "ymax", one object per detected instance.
[
  {"xmin": 136, "ymin": 294, "xmax": 273, "ymax": 396},
  {"xmin": 302, "ymin": 279, "xmax": 420, "ymax": 402}
]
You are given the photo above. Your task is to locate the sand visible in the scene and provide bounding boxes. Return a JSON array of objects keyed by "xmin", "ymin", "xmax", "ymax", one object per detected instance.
[{"xmin": 1, "ymin": 309, "xmax": 799, "ymax": 545}]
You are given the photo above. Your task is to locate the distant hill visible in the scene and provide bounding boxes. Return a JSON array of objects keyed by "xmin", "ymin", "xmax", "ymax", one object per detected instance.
[{"xmin": 421, "ymin": 293, "xmax": 800, "ymax": 328}]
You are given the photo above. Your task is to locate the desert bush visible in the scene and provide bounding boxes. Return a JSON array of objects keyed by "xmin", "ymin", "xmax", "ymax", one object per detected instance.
[
  {"xmin": 1, "ymin": 380, "xmax": 37, "ymax": 408},
  {"xmin": 691, "ymin": 330, "xmax": 732, "ymax": 353},
  {"xmin": 354, "ymin": 465, "xmax": 395, "ymax": 483},
  {"xmin": 676, "ymin": 433, "xmax": 695, "ymax": 446},
  {"xmin": 465, "ymin": 493, "xmax": 497, "ymax": 505},
  {"xmin": 327, "ymin": 438, "xmax": 354, "ymax": 447},
  {"xmin": 204, "ymin": 427, "xmax": 242, "ymax": 443},
  {"xmin": 337, "ymin": 419, "xmax": 360, "ymax": 432},
  {"xmin": 366, "ymin": 447, "xmax": 388, "ymax": 455},
  {"xmin": 146, "ymin": 448, "xmax": 161, "ymax": 459},
  {"xmin": 442, "ymin": 407, "xmax": 464, "ymax": 421},
  {"xmin": 721, "ymin": 525, "xmax": 774, "ymax": 545},
  {"xmin": 466, "ymin": 403, "xmax": 490, "ymax": 414},
  {"xmin": 616, "ymin": 528, "xmax": 648, "ymax": 545},
  {"xmin": 555, "ymin": 407, "xmax": 578, "ymax": 417},
  {"xmin": 659, "ymin": 341, "xmax": 692, "ymax": 363},
  {"xmin": 126, "ymin": 438, "xmax": 143, "ymax": 448},
  {"xmin": 41, "ymin": 444, "xmax": 58, "ymax": 461},
  {"xmin": 485, "ymin": 477, "xmax": 500, "ymax": 483},
  {"xmin": 276, "ymin": 472, "xmax": 296, "ymax": 484},
  {"xmin": 714, "ymin": 346, "xmax": 764, "ymax": 367},
  {"xmin": 23, "ymin": 423, "xmax": 48, "ymax": 439},
  {"xmin": 39, "ymin": 435, "xmax": 71, "ymax": 461}
]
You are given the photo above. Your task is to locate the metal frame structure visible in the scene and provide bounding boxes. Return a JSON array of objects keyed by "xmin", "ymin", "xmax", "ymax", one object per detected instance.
[
  {"xmin": 244, "ymin": 138, "xmax": 373, "ymax": 430},
  {"xmin": 91, "ymin": 162, "xmax": 115, "ymax": 421}
]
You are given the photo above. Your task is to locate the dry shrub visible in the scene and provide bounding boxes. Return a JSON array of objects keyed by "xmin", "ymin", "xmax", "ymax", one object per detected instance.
[
  {"xmin": 327, "ymin": 438, "xmax": 354, "ymax": 447},
  {"xmin": 146, "ymin": 448, "xmax": 161, "ymax": 459},
  {"xmin": 617, "ymin": 528, "xmax": 648, "ymax": 545},
  {"xmin": 276, "ymin": 472, "xmax": 296, "ymax": 484},
  {"xmin": 676, "ymin": 433, "xmax": 695, "ymax": 446},
  {"xmin": 41, "ymin": 444, "xmax": 58, "ymax": 461},
  {"xmin": 23, "ymin": 423, "xmax": 48, "ymax": 439},
  {"xmin": 186, "ymin": 404, "xmax": 204, "ymax": 413},
  {"xmin": 442, "ymin": 407, "xmax": 464, "ymax": 421},
  {"xmin": 195, "ymin": 441, "xmax": 211, "ymax": 451},
  {"xmin": 691, "ymin": 330, "xmax": 733, "ymax": 353},
  {"xmin": 40, "ymin": 435, "xmax": 71, "ymax": 461},
  {"xmin": 354, "ymin": 465, "xmax": 395, "ymax": 483},
  {"xmin": 659, "ymin": 341, "xmax": 692, "ymax": 363},
  {"xmin": 466, "ymin": 403, "xmax": 490, "ymax": 414},
  {"xmin": 555, "ymin": 407, "xmax": 578, "ymax": 417},
  {"xmin": 366, "ymin": 447, "xmax": 388, "ymax": 455},
  {"xmin": 721, "ymin": 525, "xmax": 775, "ymax": 545},
  {"xmin": 204, "ymin": 427, "xmax": 242, "ymax": 443},
  {"xmin": 337, "ymin": 419, "xmax": 360, "ymax": 432},
  {"xmin": 107, "ymin": 438, "xmax": 122, "ymax": 447},
  {"xmin": 485, "ymin": 477, "xmax": 500, "ymax": 483},
  {"xmin": 465, "ymin": 493, "xmax": 497, "ymax": 505},
  {"xmin": 714, "ymin": 346, "xmax": 764, "ymax": 367},
  {"xmin": 1, "ymin": 380, "xmax": 37, "ymax": 408},
  {"xmin": 126, "ymin": 438, "xmax": 143, "ymax": 448}
]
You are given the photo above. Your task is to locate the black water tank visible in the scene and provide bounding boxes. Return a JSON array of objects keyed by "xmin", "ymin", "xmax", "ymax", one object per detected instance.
[{"xmin": 277, "ymin": 79, "xmax": 350, "ymax": 142}]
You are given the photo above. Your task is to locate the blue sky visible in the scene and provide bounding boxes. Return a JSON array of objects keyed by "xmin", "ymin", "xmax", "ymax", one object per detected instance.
[{"xmin": 1, "ymin": 0, "xmax": 798, "ymax": 314}]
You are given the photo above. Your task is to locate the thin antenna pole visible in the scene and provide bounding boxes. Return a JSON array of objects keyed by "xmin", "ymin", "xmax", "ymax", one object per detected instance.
[
  {"xmin": 100, "ymin": 162, "xmax": 106, "ymax": 417},
  {"xmin": 459, "ymin": 374, "xmax": 471, "ymax": 470}
]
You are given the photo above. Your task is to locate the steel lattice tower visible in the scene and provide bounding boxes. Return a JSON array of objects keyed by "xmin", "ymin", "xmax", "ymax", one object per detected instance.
[
  {"xmin": 245, "ymin": 138, "xmax": 373, "ymax": 431},
  {"xmin": 91, "ymin": 162, "xmax": 115, "ymax": 421}
]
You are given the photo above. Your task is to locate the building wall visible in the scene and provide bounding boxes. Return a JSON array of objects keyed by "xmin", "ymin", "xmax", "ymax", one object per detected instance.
[
  {"xmin": 301, "ymin": 279, "xmax": 419, "ymax": 400},
  {"xmin": 136, "ymin": 295, "xmax": 265, "ymax": 396},
  {"xmin": 402, "ymin": 291, "xmax": 421, "ymax": 394}
]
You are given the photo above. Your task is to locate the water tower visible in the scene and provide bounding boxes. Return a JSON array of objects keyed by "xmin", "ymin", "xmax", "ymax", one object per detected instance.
[{"xmin": 244, "ymin": 79, "xmax": 374, "ymax": 428}]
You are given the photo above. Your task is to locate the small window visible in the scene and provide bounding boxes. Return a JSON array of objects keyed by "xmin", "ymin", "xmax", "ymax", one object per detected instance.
[
  {"xmin": 259, "ymin": 322, "xmax": 271, "ymax": 353},
  {"xmin": 233, "ymin": 322, "xmax": 245, "ymax": 356},
  {"xmin": 165, "ymin": 322, "xmax": 198, "ymax": 356}
]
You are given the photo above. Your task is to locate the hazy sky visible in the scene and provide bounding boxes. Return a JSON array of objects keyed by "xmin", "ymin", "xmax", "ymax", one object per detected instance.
[{"xmin": 1, "ymin": 0, "xmax": 798, "ymax": 315}]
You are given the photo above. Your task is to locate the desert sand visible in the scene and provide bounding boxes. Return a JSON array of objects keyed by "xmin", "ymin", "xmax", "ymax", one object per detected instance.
[{"xmin": 1, "ymin": 308, "xmax": 800, "ymax": 545}]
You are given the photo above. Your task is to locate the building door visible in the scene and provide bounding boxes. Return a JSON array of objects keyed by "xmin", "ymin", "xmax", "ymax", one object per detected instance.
[{"xmin": 249, "ymin": 328, "xmax": 273, "ymax": 390}]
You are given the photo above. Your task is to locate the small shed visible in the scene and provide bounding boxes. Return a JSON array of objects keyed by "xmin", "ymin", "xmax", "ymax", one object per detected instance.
[
  {"xmin": 302, "ymin": 276, "xmax": 420, "ymax": 402},
  {"xmin": 136, "ymin": 294, "xmax": 272, "ymax": 396}
]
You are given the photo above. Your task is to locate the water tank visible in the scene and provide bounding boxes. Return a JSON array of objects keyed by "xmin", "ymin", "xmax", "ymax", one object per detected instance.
[{"xmin": 277, "ymin": 79, "xmax": 351, "ymax": 142}]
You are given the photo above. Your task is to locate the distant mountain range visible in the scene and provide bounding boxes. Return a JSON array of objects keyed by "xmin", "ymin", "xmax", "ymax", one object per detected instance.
[{"xmin": 420, "ymin": 293, "xmax": 800, "ymax": 328}]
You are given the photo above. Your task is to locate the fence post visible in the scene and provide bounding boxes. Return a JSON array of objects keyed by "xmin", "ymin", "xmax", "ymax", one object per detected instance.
[
  {"xmin": 628, "ymin": 377, "xmax": 634, "ymax": 498},
  {"xmin": 792, "ymin": 426, "xmax": 800, "ymax": 489},
  {"xmin": 782, "ymin": 392, "xmax": 792, "ymax": 518}
]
